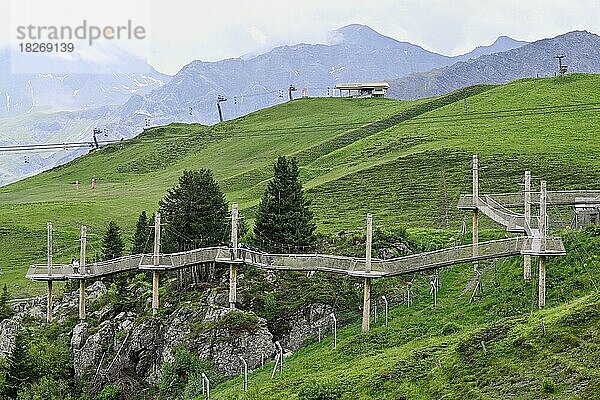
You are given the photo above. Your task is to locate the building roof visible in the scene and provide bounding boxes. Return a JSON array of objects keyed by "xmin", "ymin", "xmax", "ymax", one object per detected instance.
[{"xmin": 335, "ymin": 82, "xmax": 390, "ymax": 90}]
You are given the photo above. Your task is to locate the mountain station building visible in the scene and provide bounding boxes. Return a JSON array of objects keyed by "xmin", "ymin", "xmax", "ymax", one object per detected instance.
[{"xmin": 335, "ymin": 82, "xmax": 390, "ymax": 98}]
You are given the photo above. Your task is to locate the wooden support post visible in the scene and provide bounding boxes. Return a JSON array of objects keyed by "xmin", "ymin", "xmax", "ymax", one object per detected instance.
[
  {"xmin": 79, "ymin": 280, "xmax": 86, "ymax": 320},
  {"xmin": 539, "ymin": 256, "xmax": 546, "ymax": 308},
  {"xmin": 229, "ymin": 203, "xmax": 239, "ymax": 309},
  {"xmin": 472, "ymin": 155, "xmax": 479, "ymax": 272},
  {"xmin": 539, "ymin": 180, "xmax": 547, "ymax": 308},
  {"xmin": 524, "ymin": 171, "xmax": 532, "ymax": 280},
  {"xmin": 46, "ymin": 222, "xmax": 53, "ymax": 323},
  {"xmin": 47, "ymin": 222, "xmax": 53, "ymax": 277},
  {"xmin": 362, "ymin": 214, "xmax": 373, "ymax": 333},
  {"xmin": 79, "ymin": 225, "xmax": 87, "ymax": 320},
  {"xmin": 229, "ymin": 265, "xmax": 237, "ymax": 309},
  {"xmin": 47, "ymin": 281, "xmax": 53, "ymax": 323},
  {"xmin": 152, "ymin": 213, "xmax": 161, "ymax": 315}
]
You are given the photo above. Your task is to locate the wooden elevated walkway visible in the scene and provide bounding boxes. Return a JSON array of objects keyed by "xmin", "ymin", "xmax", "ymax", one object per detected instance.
[
  {"xmin": 26, "ymin": 155, "xmax": 587, "ymax": 327},
  {"xmin": 26, "ymin": 237, "xmax": 565, "ymax": 282},
  {"xmin": 458, "ymin": 190, "xmax": 600, "ymax": 209}
]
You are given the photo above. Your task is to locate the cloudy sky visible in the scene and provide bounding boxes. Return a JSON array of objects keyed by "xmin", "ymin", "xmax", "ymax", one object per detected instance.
[{"xmin": 2, "ymin": 0, "xmax": 600, "ymax": 74}]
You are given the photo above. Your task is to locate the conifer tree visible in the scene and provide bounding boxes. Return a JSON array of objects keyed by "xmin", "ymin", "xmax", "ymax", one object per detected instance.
[
  {"xmin": 159, "ymin": 169, "xmax": 229, "ymax": 252},
  {"xmin": 0, "ymin": 284, "xmax": 14, "ymax": 321},
  {"xmin": 131, "ymin": 211, "xmax": 151, "ymax": 254},
  {"xmin": 3, "ymin": 332, "xmax": 33, "ymax": 398},
  {"xmin": 253, "ymin": 156, "xmax": 315, "ymax": 252},
  {"xmin": 101, "ymin": 221, "xmax": 125, "ymax": 261}
]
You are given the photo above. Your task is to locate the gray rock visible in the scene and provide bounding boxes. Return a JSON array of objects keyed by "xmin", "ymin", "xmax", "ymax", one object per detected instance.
[{"xmin": 281, "ymin": 303, "xmax": 334, "ymax": 353}]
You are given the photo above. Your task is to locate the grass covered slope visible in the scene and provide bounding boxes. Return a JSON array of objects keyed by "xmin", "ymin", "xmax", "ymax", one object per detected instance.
[
  {"xmin": 212, "ymin": 228, "xmax": 600, "ymax": 399},
  {"xmin": 1, "ymin": 74, "xmax": 600, "ymax": 296}
]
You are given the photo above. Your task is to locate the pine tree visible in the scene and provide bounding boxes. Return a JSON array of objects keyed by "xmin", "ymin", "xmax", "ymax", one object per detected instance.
[
  {"xmin": 131, "ymin": 211, "xmax": 151, "ymax": 254},
  {"xmin": 159, "ymin": 169, "xmax": 229, "ymax": 252},
  {"xmin": 253, "ymin": 156, "xmax": 316, "ymax": 252},
  {"xmin": 101, "ymin": 221, "xmax": 125, "ymax": 261},
  {"xmin": 0, "ymin": 284, "xmax": 14, "ymax": 321},
  {"xmin": 3, "ymin": 332, "xmax": 33, "ymax": 398}
]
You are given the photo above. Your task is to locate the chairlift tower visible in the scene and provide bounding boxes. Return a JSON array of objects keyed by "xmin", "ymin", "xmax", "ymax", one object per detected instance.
[
  {"xmin": 554, "ymin": 54, "xmax": 568, "ymax": 76},
  {"xmin": 216, "ymin": 95, "xmax": 227, "ymax": 123},
  {"xmin": 288, "ymin": 85, "xmax": 297, "ymax": 101}
]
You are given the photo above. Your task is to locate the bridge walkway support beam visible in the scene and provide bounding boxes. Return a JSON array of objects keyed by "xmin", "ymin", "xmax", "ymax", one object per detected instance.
[
  {"xmin": 362, "ymin": 214, "xmax": 373, "ymax": 333},
  {"xmin": 524, "ymin": 171, "xmax": 532, "ymax": 281},
  {"xmin": 539, "ymin": 181, "xmax": 547, "ymax": 308},
  {"xmin": 46, "ymin": 222, "xmax": 53, "ymax": 323},
  {"xmin": 229, "ymin": 203, "xmax": 239, "ymax": 309},
  {"xmin": 472, "ymin": 155, "xmax": 479, "ymax": 272},
  {"xmin": 79, "ymin": 225, "xmax": 87, "ymax": 320},
  {"xmin": 152, "ymin": 213, "xmax": 161, "ymax": 315}
]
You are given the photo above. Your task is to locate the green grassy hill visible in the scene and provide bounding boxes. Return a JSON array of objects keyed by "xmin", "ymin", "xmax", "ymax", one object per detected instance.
[
  {"xmin": 211, "ymin": 227, "xmax": 600, "ymax": 399},
  {"xmin": 1, "ymin": 74, "xmax": 600, "ymax": 400},
  {"xmin": 1, "ymin": 74, "xmax": 600, "ymax": 298}
]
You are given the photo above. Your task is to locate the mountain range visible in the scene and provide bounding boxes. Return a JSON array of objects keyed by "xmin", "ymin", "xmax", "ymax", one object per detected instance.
[
  {"xmin": 387, "ymin": 30, "xmax": 600, "ymax": 99},
  {"xmin": 0, "ymin": 46, "xmax": 168, "ymax": 117},
  {"xmin": 107, "ymin": 24, "xmax": 528, "ymax": 133},
  {"xmin": 3, "ymin": 25, "xmax": 600, "ymax": 186}
]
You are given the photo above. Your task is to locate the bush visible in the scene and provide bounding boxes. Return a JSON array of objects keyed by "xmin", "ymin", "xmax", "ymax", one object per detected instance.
[
  {"xmin": 299, "ymin": 379, "xmax": 344, "ymax": 400},
  {"xmin": 209, "ymin": 310, "xmax": 260, "ymax": 336},
  {"xmin": 17, "ymin": 376, "xmax": 73, "ymax": 400},
  {"xmin": 95, "ymin": 384, "xmax": 120, "ymax": 400},
  {"xmin": 441, "ymin": 322, "xmax": 461, "ymax": 335},
  {"xmin": 541, "ymin": 377, "xmax": 555, "ymax": 393},
  {"xmin": 159, "ymin": 347, "xmax": 214, "ymax": 399}
]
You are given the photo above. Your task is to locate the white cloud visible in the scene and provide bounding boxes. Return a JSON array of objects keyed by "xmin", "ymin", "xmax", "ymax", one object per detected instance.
[{"xmin": 249, "ymin": 26, "xmax": 267, "ymax": 45}]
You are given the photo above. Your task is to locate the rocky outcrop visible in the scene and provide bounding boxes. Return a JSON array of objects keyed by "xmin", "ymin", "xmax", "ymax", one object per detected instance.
[
  {"xmin": 71, "ymin": 292, "xmax": 276, "ymax": 389},
  {"xmin": 1, "ymin": 281, "xmax": 107, "ymax": 356},
  {"xmin": 2, "ymin": 276, "xmax": 340, "ymax": 397},
  {"xmin": 281, "ymin": 303, "xmax": 335, "ymax": 353}
]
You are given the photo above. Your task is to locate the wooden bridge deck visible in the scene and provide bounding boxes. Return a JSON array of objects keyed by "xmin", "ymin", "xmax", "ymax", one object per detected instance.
[
  {"xmin": 458, "ymin": 190, "xmax": 600, "ymax": 209},
  {"xmin": 26, "ymin": 237, "xmax": 565, "ymax": 282}
]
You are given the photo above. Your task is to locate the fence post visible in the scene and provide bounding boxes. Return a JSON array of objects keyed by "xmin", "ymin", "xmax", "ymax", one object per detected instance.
[
  {"xmin": 239, "ymin": 356, "xmax": 248, "ymax": 391},
  {"xmin": 331, "ymin": 313, "xmax": 337, "ymax": 349},
  {"xmin": 276, "ymin": 341, "xmax": 283, "ymax": 375},
  {"xmin": 381, "ymin": 296, "xmax": 388, "ymax": 327}
]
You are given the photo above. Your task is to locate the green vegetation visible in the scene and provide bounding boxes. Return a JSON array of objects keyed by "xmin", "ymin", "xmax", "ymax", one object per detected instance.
[
  {"xmin": 211, "ymin": 227, "xmax": 600, "ymax": 399},
  {"xmin": 254, "ymin": 156, "xmax": 316, "ymax": 252},
  {"xmin": 2, "ymin": 333, "xmax": 33, "ymax": 398},
  {"xmin": 0, "ymin": 74, "xmax": 599, "ymax": 398},
  {"xmin": 101, "ymin": 221, "xmax": 125, "ymax": 261},
  {"xmin": 2, "ymin": 75, "xmax": 599, "ymax": 296},
  {"xmin": 1, "ymin": 321, "xmax": 76, "ymax": 399},
  {"xmin": 159, "ymin": 348, "xmax": 214, "ymax": 400},
  {"xmin": 0, "ymin": 284, "xmax": 15, "ymax": 321},
  {"xmin": 131, "ymin": 211, "xmax": 152, "ymax": 254},
  {"xmin": 159, "ymin": 169, "xmax": 229, "ymax": 251}
]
